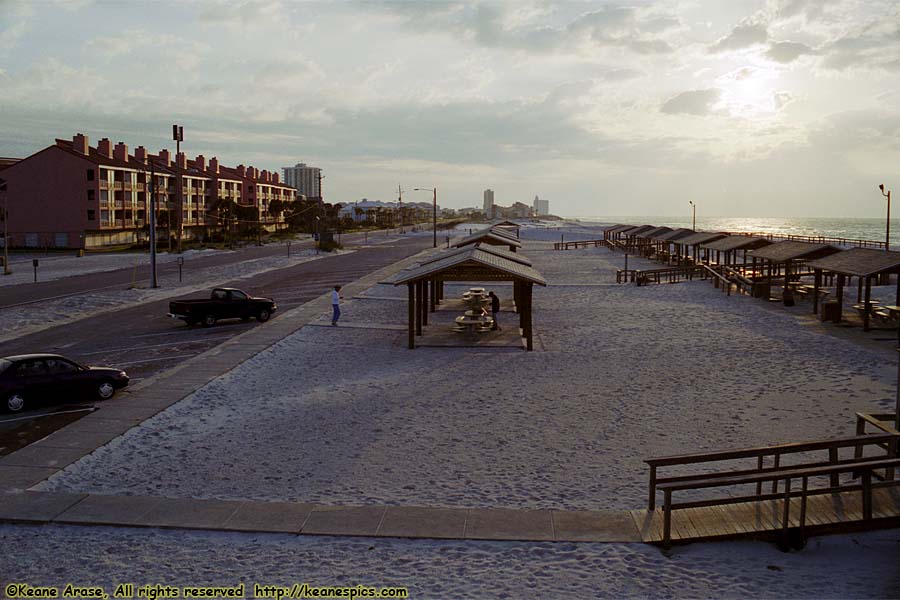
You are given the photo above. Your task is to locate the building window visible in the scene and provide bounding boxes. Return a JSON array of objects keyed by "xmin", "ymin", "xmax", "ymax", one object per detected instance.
[
  {"xmin": 87, "ymin": 169, "xmax": 95, "ymax": 181},
  {"xmin": 87, "ymin": 190, "xmax": 95, "ymax": 201},
  {"xmin": 87, "ymin": 210, "xmax": 96, "ymax": 221}
]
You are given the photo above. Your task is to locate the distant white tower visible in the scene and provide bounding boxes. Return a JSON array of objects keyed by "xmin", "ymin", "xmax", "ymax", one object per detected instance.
[
  {"xmin": 483, "ymin": 189, "xmax": 494, "ymax": 218},
  {"xmin": 283, "ymin": 163, "xmax": 321, "ymax": 199},
  {"xmin": 533, "ymin": 195, "xmax": 549, "ymax": 216}
]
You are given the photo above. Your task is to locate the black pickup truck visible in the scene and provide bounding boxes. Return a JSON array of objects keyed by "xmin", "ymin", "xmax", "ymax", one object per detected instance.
[{"xmin": 168, "ymin": 288, "xmax": 276, "ymax": 327}]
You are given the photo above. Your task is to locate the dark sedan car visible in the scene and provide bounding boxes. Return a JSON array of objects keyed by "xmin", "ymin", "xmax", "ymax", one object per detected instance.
[{"xmin": 0, "ymin": 354, "xmax": 129, "ymax": 413}]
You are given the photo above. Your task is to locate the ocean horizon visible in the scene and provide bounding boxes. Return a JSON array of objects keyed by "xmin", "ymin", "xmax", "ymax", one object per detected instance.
[{"xmin": 562, "ymin": 215, "xmax": 900, "ymax": 247}]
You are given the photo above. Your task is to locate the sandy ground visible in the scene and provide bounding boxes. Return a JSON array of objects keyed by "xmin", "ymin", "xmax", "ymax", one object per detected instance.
[
  {"xmin": 3, "ymin": 525, "xmax": 899, "ymax": 599},
  {"xmin": 38, "ymin": 230, "xmax": 897, "ymax": 510},
  {"xmin": 18, "ymin": 223, "xmax": 900, "ymax": 597}
]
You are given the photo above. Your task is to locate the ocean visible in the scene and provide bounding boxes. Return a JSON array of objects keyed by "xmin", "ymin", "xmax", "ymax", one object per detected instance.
[{"xmin": 572, "ymin": 216, "xmax": 899, "ymax": 248}]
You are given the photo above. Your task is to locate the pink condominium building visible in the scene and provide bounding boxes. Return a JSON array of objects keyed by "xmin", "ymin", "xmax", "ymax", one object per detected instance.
[{"xmin": 0, "ymin": 133, "xmax": 297, "ymax": 249}]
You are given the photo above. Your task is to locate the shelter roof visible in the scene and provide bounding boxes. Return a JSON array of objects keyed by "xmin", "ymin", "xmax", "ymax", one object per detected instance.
[
  {"xmin": 419, "ymin": 243, "xmax": 532, "ymax": 267},
  {"xmin": 492, "ymin": 220, "xmax": 521, "ymax": 229},
  {"xmin": 748, "ymin": 241, "xmax": 842, "ymax": 263},
  {"xmin": 393, "ymin": 246, "xmax": 545, "ymax": 286},
  {"xmin": 619, "ymin": 225, "xmax": 655, "ymax": 236},
  {"xmin": 805, "ymin": 248, "xmax": 900, "ymax": 277},
  {"xmin": 487, "ymin": 226, "xmax": 519, "ymax": 241},
  {"xmin": 700, "ymin": 235, "xmax": 772, "ymax": 252},
  {"xmin": 453, "ymin": 229, "xmax": 523, "ymax": 249},
  {"xmin": 654, "ymin": 228, "xmax": 695, "ymax": 241},
  {"xmin": 604, "ymin": 224, "xmax": 634, "ymax": 234},
  {"xmin": 673, "ymin": 232, "xmax": 728, "ymax": 246},
  {"xmin": 636, "ymin": 226, "xmax": 673, "ymax": 239}
]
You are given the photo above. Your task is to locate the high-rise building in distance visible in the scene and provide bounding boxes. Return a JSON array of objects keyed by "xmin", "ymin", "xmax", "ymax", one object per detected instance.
[
  {"xmin": 283, "ymin": 162, "xmax": 321, "ymax": 199},
  {"xmin": 533, "ymin": 195, "xmax": 549, "ymax": 216},
  {"xmin": 483, "ymin": 188, "xmax": 494, "ymax": 217}
]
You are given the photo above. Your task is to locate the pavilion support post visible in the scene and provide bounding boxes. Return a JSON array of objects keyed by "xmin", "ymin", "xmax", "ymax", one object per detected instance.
[
  {"xmin": 421, "ymin": 280, "xmax": 428, "ymax": 327},
  {"xmin": 525, "ymin": 282, "xmax": 534, "ymax": 351},
  {"xmin": 415, "ymin": 281, "xmax": 423, "ymax": 335},
  {"xmin": 813, "ymin": 269, "xmax": 822, "ymax": 315},
  {"xmin": 864, "ymin": 276, "xmax": 872, "ymax": 332},
  {"xmin": 836, "ymin": 274, "xmax": 845, "ymax": 324},
  {"xmin": 429, "ymin": 278, "xmax": 436, "ymax": 313},
  {"xmin": 858, "ymin": 277, "xmax": 864, "ymax": 303},
  {"xmin": 407, "ymin": 283, "xmax": 415, "ymax": 349}
]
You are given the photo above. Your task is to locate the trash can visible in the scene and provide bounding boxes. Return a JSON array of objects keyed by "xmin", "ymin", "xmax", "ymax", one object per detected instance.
[
  {"xmin": 76, "ymin": 249, "xmax": 85, "ymax": 258},
  {"xmin": 821, "ymin": 301, "xmax": 841, "ymax": 322}
]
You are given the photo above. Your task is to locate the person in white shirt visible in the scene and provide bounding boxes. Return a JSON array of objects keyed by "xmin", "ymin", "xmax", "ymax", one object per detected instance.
[{"xmin": 331, "ymin": 285, "xmax": 343, "ymax": 326}]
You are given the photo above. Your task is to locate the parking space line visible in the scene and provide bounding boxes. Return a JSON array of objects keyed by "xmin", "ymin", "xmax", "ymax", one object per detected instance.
[
  {"xmin": 114, "ymin": 353, "xmax": 198, "ymax": 367},
  {"xmin": 79, "ymin": 336, "xmax": 233, "ymax": 355},
  {"xmin": 130, "ymin": 324, "xmax": 248, "ymax": 338},
  {"xmin": 0, "ymin": 407, "xmax": 95, "ymax": 424}
]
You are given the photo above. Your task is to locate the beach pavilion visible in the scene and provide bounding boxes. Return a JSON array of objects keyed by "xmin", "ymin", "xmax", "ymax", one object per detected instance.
[
  {"xmin": 651, "ymin": 228, "xmax": 695, "ymax": 263},
  {"xmin": 634, "ymin": 227, "xmax": 673, "ymax": 256},
  {"xmin": 393, "ymin": 244, "xmax": 546, "ymax": 350},
  {"xmin": 698, "ymin": 235, "xmax": 773, "ymax": 266},
  {"xmin": 748, "ymin": 241, "xmax": 842, "ymax": 304},
  {"xmin": 806, "ymin": 248, "xmax": 900, "ymax": 331},
  {"xmin": 492, "ymin": 220, "xmax": 521, "ymax": 238},
  {"xmin": 603, "ymin": 224, "xmax": 636, "ymax": 245},
  {"xmin": 452, "ymin": 228, "xmax": 523, "ymax": 253},
  {"xmin": 671, "ymin": 231, "xmax": 727, "ymax": 264}
]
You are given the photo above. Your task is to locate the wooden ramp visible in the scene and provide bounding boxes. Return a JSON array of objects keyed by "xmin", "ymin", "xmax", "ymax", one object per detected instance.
[{"xmin": 630, "ymin": 487, "xmax": 900, "ymax": 543}]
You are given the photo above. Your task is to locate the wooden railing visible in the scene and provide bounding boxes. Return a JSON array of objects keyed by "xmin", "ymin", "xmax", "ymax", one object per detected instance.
[
  {"xmin": 629, "ymin": 266, "xmax": 707, "ymax": 285},
  {"xmin": 645, "ymin": 433, "xmax": 899, "ymax": 546},
  {"xmin": 555, "ymin": 233, "xmax": 887, "ymax": 251},
  {"xmin": 553, "ymin": 239, "xmax": 612, "ymax": 250}
]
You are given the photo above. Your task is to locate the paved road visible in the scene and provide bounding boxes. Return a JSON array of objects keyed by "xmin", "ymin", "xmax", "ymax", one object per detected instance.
[
  {"xmin": 0, "ymin": 231, "xmax": 395, "ymax": 308},
  {"xmin": 0, "ymin": 235, "xmax": 431, "ymax": 453}
]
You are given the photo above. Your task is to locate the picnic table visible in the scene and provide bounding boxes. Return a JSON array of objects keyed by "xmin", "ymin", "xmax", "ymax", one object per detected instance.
[{"xmin": 454, "ymin": 314, "xmax": 493, "ymax": 334}]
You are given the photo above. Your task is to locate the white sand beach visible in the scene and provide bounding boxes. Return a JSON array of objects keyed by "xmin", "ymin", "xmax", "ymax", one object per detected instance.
[{"xmin": 17, "ymin": 223, "xmax": 900, "ymax": 597}]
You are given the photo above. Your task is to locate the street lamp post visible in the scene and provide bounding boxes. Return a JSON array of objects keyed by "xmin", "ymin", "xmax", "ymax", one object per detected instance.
[
  {"xmin": 688, "ymin": 200, "xmax": 696, "ymax": 231},
  {"xmin": 880, "ymin": 184, "xmax": 891, "ymax": 251},
  {"xmin": 0, "ymin": 178, "xmax": 8, "ymax": 275},
  {"xmin": 414, "ymin": 187, "xmax": 437, "ymax": 248},
  {"xmin": 315, "ymin": 215, "xmax": 320, "ymax": 255},
  {"xmin": 147, "ymin": 160, "xmax": 158, "ymax": 288}
]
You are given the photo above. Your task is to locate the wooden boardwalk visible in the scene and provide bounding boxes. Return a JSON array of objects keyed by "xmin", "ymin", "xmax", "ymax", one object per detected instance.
[{"xmin": 630, "ymin": 487, "xmax": 900, "ymax": 543}]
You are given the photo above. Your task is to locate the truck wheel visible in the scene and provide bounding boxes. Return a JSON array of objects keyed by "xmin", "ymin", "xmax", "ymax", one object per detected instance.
[
  {"xmin": 202, "ymin": 314, "xmax": 217, "ymax": 327},
  {"xmin": 256, "ymin": 308, "xmax": 271, "ymax": 322}
]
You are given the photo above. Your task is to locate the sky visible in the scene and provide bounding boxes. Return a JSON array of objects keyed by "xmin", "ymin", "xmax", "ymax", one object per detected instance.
[{"xmin": 0, "ymin": 0, "xmax": 899, "ymax": 218}]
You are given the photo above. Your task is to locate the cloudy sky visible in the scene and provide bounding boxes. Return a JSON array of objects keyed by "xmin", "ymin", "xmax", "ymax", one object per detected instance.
[{"xmin": 1, "ymin": 0, "xmax": 898, "ymax": 217}]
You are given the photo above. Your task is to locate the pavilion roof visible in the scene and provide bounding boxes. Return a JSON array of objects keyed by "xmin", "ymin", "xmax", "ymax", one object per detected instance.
[
  {"xmin": 805, "ymin": 248, "xmax": 900, "ymax": 277},
  {"xmin": 393, "ymin": 246, "xmax": 546, "ymax": 286},
  {"xmin": 492, "ymin": 220, "xmax": 521, "ymax": 229},
  {"xmin": 673, "ymin": 232, "xmax": 728, "ymax": 246},
  {"xmin": 700, "ymin": 235, "xmax": 773, "ymax": 252},
  {"xmin": 453, "ymin": 229, "xmax": 523, "ymax": 249},
  {"xmin": 748, "ymin": 241, "xmax": 841, "ymax": 263},
  {"xmin": 619, "ymin": 224, "xmax": 656, "ymax": 236},
  {"xmin": 419, "ymin": 243, "xmax": 532, "ymax": 267},
  {"xmin": 488, "ymin": 226, "xmax": 520, "ymax": 241},
  {"xmin": 654, "ymin": 228, "xmax": 695, "ymax": 241},
  {"xmin": 605, "ymin": 224, "xmax": 635, "ymax": 234},
  {"xmin": 637, "ymin": 226, "xmax": 673, "ymax": 239}
]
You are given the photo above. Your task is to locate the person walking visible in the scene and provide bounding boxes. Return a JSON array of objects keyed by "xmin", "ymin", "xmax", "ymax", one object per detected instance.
[
  {"xmin": 331, "ymin": 285, "xmax": 343, "ymax": 326},
  {"xmin": 488, "ymin": 290, "xmax": 501, "ymax": 331}
]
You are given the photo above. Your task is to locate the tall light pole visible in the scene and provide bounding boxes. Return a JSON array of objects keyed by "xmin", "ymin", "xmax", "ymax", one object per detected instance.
[
  {"xmin": 880, "ymin": 184, "xmax": 891, "ymax": 251},
  {"xmin": 173, "ymin": 124, "xmax": 184, "ymax": 253},
  {"xmin": 688, "ymin": 200, "xmax": 696, "ymax": 231},
  {"xmin": 414, "ymin": 187, "xmax": 437, "ymax": 248},
  {"xmin": 147, "ymin": 159, "xmax": 158, "ymax": 288},
  {"xmin": 0, "ymin": 178, "xmax": 9, "ymax": 275}
]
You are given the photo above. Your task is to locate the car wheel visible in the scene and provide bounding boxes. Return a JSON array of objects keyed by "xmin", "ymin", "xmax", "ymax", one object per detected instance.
[
  {"xmin": 256, "ymin": 308, "xmax": 271, "ymax": 322},
  {"xmin": 202, "ymin": 314, "xmax": 217, "ymax": 327},
  {"xmin": 6, "ymin": 393, "xmax": 25, "ymax": 412},
  {"xmin": 97, "ymin": 380, "xmax": 116, "ymax": 400}
]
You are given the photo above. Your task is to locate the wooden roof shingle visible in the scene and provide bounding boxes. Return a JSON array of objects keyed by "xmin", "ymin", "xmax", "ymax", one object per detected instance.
[
  {"xmin": 700, "ymin": 236, "xmax": 773, "ymax": 252},
  {"xmin": 393, "ymin": 246, "xmax": 546, "ymax": 286},
  {"xmin": 805, "ymin": 248, "xmax": 900, "ymax": 277},
  {"xmin": 673, "ymin": 232, "xmax": 727, "ymax": 246},
  {"xmin": 748, "ymin": 241, "xmax": 842, "ymax": 263}
]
